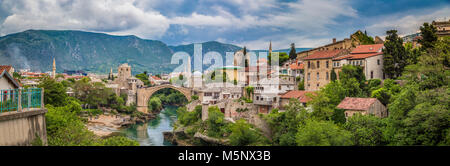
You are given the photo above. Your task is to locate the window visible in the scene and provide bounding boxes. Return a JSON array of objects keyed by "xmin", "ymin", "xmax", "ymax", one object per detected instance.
[
  {"xmin": 317, "ymin": 83, "xmax": 319, "ymax": 87},
  {"xmin": 317, "ymin": 61, "xmax": 320, "ymax": 68},
  {"xmin": 308, "ymin": 61, "xmax": 310, "ymax": 68},
  {"xmin": 326, "ymin": 61, "xmax": 329, "ymax": 68},
  {"xmin": 307, "ymin": 73, "xmax": 311, "ymax": 81},
  {"xmin": 316, "ymin": 72, "xmax": 319, "ymax": 80},
  {"xmin": 377, "ymin": 59, "xmax": 380, "ymax": 65},
  {"xmin": 326, "ymin": 72, "xmax": 329, "ymax": 80},
  {"xmin": 337, "ymin": 62, "xmax": 340, "ymax": 67},
  {"xmin": 371, "ymin": 71, "xmax": 374, "ymax": 79},
  {"xmin": 308, "ymin": 84, "xmax": 310, "ymax": 87}
]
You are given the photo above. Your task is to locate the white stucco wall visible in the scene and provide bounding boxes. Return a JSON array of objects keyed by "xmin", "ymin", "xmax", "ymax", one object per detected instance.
[{"xmin": 365, "ymin": 54, "xmax": 384, "ymax": 80}]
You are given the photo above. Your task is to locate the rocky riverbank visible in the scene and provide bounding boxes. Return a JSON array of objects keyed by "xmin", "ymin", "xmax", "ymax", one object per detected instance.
[{"xmin": 87, "ymin": 112, "xmax": 157, "ymax": 137}]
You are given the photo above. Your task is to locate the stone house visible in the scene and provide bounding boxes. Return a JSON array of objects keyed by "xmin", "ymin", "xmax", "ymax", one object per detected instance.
[
  {"xmin": 199, "ymin": 82, "xmax": 243, "ymax": 105},
  {"xmin": 336, "ymin": 97, "xmax": 388, "ymax": 118},
  {"xmin": 280, "ymin": 90, "xmax": 315, "ymax": 109},
  {"xmin": 251, "ymin": 77, "xmax": 295, "ymax": 113},
  {"xmin": 332, "ymin": 44, "xmax": 385, "ymax": 80},
  {"xmin": 303, "ymin": 49, "xmax": 348, "ymax": 91}
]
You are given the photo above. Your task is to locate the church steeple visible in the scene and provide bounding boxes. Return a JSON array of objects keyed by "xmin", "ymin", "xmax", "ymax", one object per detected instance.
[{"xmin": 52, "ymin": 58, "xmax": 56, "ymax": 79}]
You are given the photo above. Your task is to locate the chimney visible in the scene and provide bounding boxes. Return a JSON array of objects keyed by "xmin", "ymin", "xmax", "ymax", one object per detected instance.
[{"xmin": 333, "ymin": 38, "xmax": 336, "ymax": 43}]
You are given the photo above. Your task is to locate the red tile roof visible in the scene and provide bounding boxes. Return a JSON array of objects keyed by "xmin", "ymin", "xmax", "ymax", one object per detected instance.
[
  {"xmin": 151, "ymin": 76, "xmax": 161, "ymax": 80},
  {"xmin": 281, "ymin": 90, "xmax": 316, "ymax": 103},
  {"xmin": 333, "ymin": 52, "xmax": 383, "ymax": 60},
  {"xmin": 290, "ymin": 60, "xmax": 304, "ymax": 70},
  {"xmin": 303, "ymin": 50, "xmax": 345, "ymax": 60},
  {"xmin": 0, "ymin": 65, "xmax": 12, "ymax": 74},
  {"xmin": 336, "ymin": 97, "xmax": 378, "ymax": 111},
  {"xmin": 351, "ymin": 44, "xmax": 384, "ymax": 54}
]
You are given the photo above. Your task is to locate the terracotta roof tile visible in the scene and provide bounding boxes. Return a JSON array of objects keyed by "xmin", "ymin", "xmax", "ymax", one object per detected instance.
[
  {"xmin": 336, "ymin": 97, "xmax": 378, "ymax": 111},
  {"xmin": 303, "ymin": 50, "xmax": 346, "ymax": 60},
  {"xmin": 351, "ymin": 44, "xmax": 384, "ymax": 54},
  {"xmin": 289, "ymin": 60, "xmax": 304, "ymax": 70},
  {"xmin": 281, "ymin": 90, "xmax": 316, "ymax": 103},
  {"xmin": 0, "ymin": 65, "xmax": 12, "ymax": 74}
]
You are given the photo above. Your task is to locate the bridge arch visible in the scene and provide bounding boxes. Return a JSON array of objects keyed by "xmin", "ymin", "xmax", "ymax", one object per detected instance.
[{"xmin": 136, "ymin": 84, "xmax": 192, "ymax": 113}]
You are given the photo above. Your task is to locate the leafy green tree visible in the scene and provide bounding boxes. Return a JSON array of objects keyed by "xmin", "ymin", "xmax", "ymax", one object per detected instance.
[
  {"xmin": 177, "ymin": 106, "xmax": 202, "ymax": 126},
  {"xmin": 330, "ymin": 69, "xmax": 337, "ymax": 81},
  {"xmin": 38, "ymin": 78, "xmax": 68, "ymax": 107},
  {"xmin": 403, "ymin": 37, "xmax": 449, "ymax": 90},
  {"xmin": 296, "ymin": 119, "xmax": 353, "ymax": 146},
  {"xmin": 289, "ymin": 43, "xmax": 297, "ymax": 60},
  {"xmin": 297, "ymin": 78, "xmax": 305, "ymax": 90},
  {"xmin": 135, "ymin": 73, "xmax": 150, "ymax": 86},
  {"xmin": 264, "ymin": 99, "xmax": 309, "ymax": 146},
  {"xmin": 268, "ymin": 52, "xmax": 289, "ymax": 66},
  {"xmin": 371, "ymin": 88, "xmax": 391, "ymax": 106},
  {"xmin": 148, "ymin": 97, "xmax": 162, "ymax": 112},
  {"xmin": 101, "ymin": 136, "xmax": 139, "ymax": 146},
  {"xmin": 418, "ymin": 22, "xmax": 438, "ymax": 50},
  {"xmin": 206, "ymin": 106, "xmax": 228, "ymax": 138},
  {"xmin": 383, "ymin": 30, "xmax": 407, "ymax": 78},
  {"xmin": 229, "ymin": 119, "xmax": 268, "ymax": 146},
  {"xmin": 344, "ymin": 114, "xmax": 387, "ymax": 146}
]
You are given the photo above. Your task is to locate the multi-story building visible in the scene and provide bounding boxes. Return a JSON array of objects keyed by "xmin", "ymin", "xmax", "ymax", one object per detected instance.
[
  {"xmin": 303, "ymin": 49, "xmax": 348, "ymax": 91},
  {"xmin": 297, "ymin": 30, "xmax": 371, "ymax": 60},
  {"xmin": 251, "ymin": 77, "xmax": 295, "ymax": 113},
  {"xmin": 432, "ymin": 19, "xmax": 450, "ymax": 37},
  {"xmin": 332, "ymin": 44, "xmax": 385, "ymax": 80}
]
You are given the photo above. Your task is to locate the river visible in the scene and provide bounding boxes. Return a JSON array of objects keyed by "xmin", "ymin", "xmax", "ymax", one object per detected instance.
[{"xmin": 120, "ymin": 105, "xmax": 178, "ymax": 146}]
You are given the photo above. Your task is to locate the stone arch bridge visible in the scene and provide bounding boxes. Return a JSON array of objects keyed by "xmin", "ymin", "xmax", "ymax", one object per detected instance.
[{"xmin": 136, "ymin": 84, "xmax": 192, "ymax": 113}]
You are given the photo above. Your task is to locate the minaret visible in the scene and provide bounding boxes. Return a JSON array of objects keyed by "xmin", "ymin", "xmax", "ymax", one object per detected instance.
[
  {"xmin": 269, "ymin": 41, "xmax": 272, "ymax": 55},
  {"xmin": 52, "ymin": 58, "xmax": 56, "ymax": 79},
  {"xmin": 109, "ymin": 67, "xmax": 113, "ymax": 80}
]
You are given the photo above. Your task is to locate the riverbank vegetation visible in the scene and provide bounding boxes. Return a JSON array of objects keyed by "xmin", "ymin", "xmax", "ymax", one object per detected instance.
[
  {"xmin": 38, "ymin": 77, "xmax": 139, "ymax": 146},
  {"xmin": 174, "ymin": 106, "xmax": 269, "ymax": 146}
]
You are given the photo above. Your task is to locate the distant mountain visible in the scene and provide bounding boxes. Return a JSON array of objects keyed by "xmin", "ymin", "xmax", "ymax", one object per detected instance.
[{"xmin": 0, "ymin": 30, "xmax": 309, "ymax": 74}]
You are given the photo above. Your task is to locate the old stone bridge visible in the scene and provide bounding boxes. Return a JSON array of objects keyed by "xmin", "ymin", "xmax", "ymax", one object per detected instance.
[{"xmin": 136, "ymin": 84, "xmax": 192, "ymax": 113}]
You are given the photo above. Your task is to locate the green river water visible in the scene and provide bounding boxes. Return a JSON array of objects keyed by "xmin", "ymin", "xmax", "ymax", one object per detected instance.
[{"xmin": 120, "ymin": 105, "xmax": 178, "ymax": 146}]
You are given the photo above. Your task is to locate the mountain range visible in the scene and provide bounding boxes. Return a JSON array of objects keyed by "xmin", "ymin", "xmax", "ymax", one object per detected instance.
[{"xmin": 0, "ymin": 30, "xmax": 310, "ymax": 74}]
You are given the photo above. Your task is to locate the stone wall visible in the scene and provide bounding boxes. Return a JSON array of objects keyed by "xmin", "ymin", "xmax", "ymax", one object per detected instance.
[{"xmin": 0, "ymin": 109, "xmax": 48, "ymax": 146}]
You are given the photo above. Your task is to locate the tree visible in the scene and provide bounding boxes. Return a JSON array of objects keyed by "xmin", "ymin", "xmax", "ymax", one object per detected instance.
[
  {"xmin": 296, "ymin": 119, "xmax": 353, "ymax": 146},
  {"xmin": 206, "ymin": 106, "xmax": 228, "ymax": 138},
  {"xmin": 418, "ymin": 22, "xmax": 438, "ymax": 50},
  {"xmin": 135, "ymin": 73, "xmax": 150, "ymax": 86},
  {"xmin": 229, "ymin": 119, "xmax": 267, "ymax": 146},
  {"xmin": 344, "ymin": 114, "xmax": 387, "ymax": 146},
  {"xmin": 38, "ymin": 78, "xmax": 68, "ymax": 107},
  {"xmin": 264, "ymin": 99, "xmax": 309, "ymax": 146},
  {"xmin": 383, "ymin": 30, "xmax": 407, "ymax": 78},
  {"xmin": 101, "ymin": 136, "xmax": 139, "ymax": 146},
  {"xmin": 268, "ymin": 52, "xmax": 289, "ymax": 66},
  {"xmin": 297, "ymin": 78, "xmax": 305, "ymax": 90},
  {"xmin": 289, "ymin": 43, "xmax": 297, "ymax": 60},
  {"xmin": 330, "ymin": 69, "xmax": 337, "ymax": 81}
]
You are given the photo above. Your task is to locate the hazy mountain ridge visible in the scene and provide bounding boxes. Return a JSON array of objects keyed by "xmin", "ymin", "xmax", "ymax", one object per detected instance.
[{"xmin": 0, "ymin": 30, "xmax": 308, "ymax": 74}]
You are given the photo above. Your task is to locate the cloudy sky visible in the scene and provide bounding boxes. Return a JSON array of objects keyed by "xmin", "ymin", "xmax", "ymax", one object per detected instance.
[{"xmin": 0, "ymin": 0, "xmax": 449, "ymax": 49}]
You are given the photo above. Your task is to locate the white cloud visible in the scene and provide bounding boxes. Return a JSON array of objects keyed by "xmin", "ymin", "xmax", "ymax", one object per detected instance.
[
  {"xmin": 0, "ymin": 0, "xmax": 170, "ymax": 38},
  {"xmin": 366, "ymin": 7, "xmax": 450, "ymax": 37}
]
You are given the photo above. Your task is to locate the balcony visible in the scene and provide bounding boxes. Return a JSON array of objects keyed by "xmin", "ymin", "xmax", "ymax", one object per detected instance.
[
  {"xmin": 253, "ymin": 99, "xmax": 273, "ymax": 105},
  {"xmin": 0, "ymin": 88, "xmax": 44, "ymax": 113}
]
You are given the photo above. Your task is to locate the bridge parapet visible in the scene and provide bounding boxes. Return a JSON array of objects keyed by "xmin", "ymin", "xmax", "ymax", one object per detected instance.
[{"xmin": 136, "ymin": 85, "xmax": 192, "ymax": 113}]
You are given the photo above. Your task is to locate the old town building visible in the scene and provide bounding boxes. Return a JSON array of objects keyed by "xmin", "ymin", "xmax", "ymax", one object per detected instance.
[
  {"xmin": 332, "ymin": 44, "xmax": 385, "ymax": 80},
  {"xmin": 303, "ymin": 49, "xmax": 348, "ymax": 91},
  {"xmin": 280, "ymin": 90, "xmax": 315, "ymax": 109},
  {"xmin": 337, "ymin": 97, "xmax": 388, "ymax": 118},
  {"xmin": 432, "ymin": 19, "xmax": 450, "ymax": 37}
]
